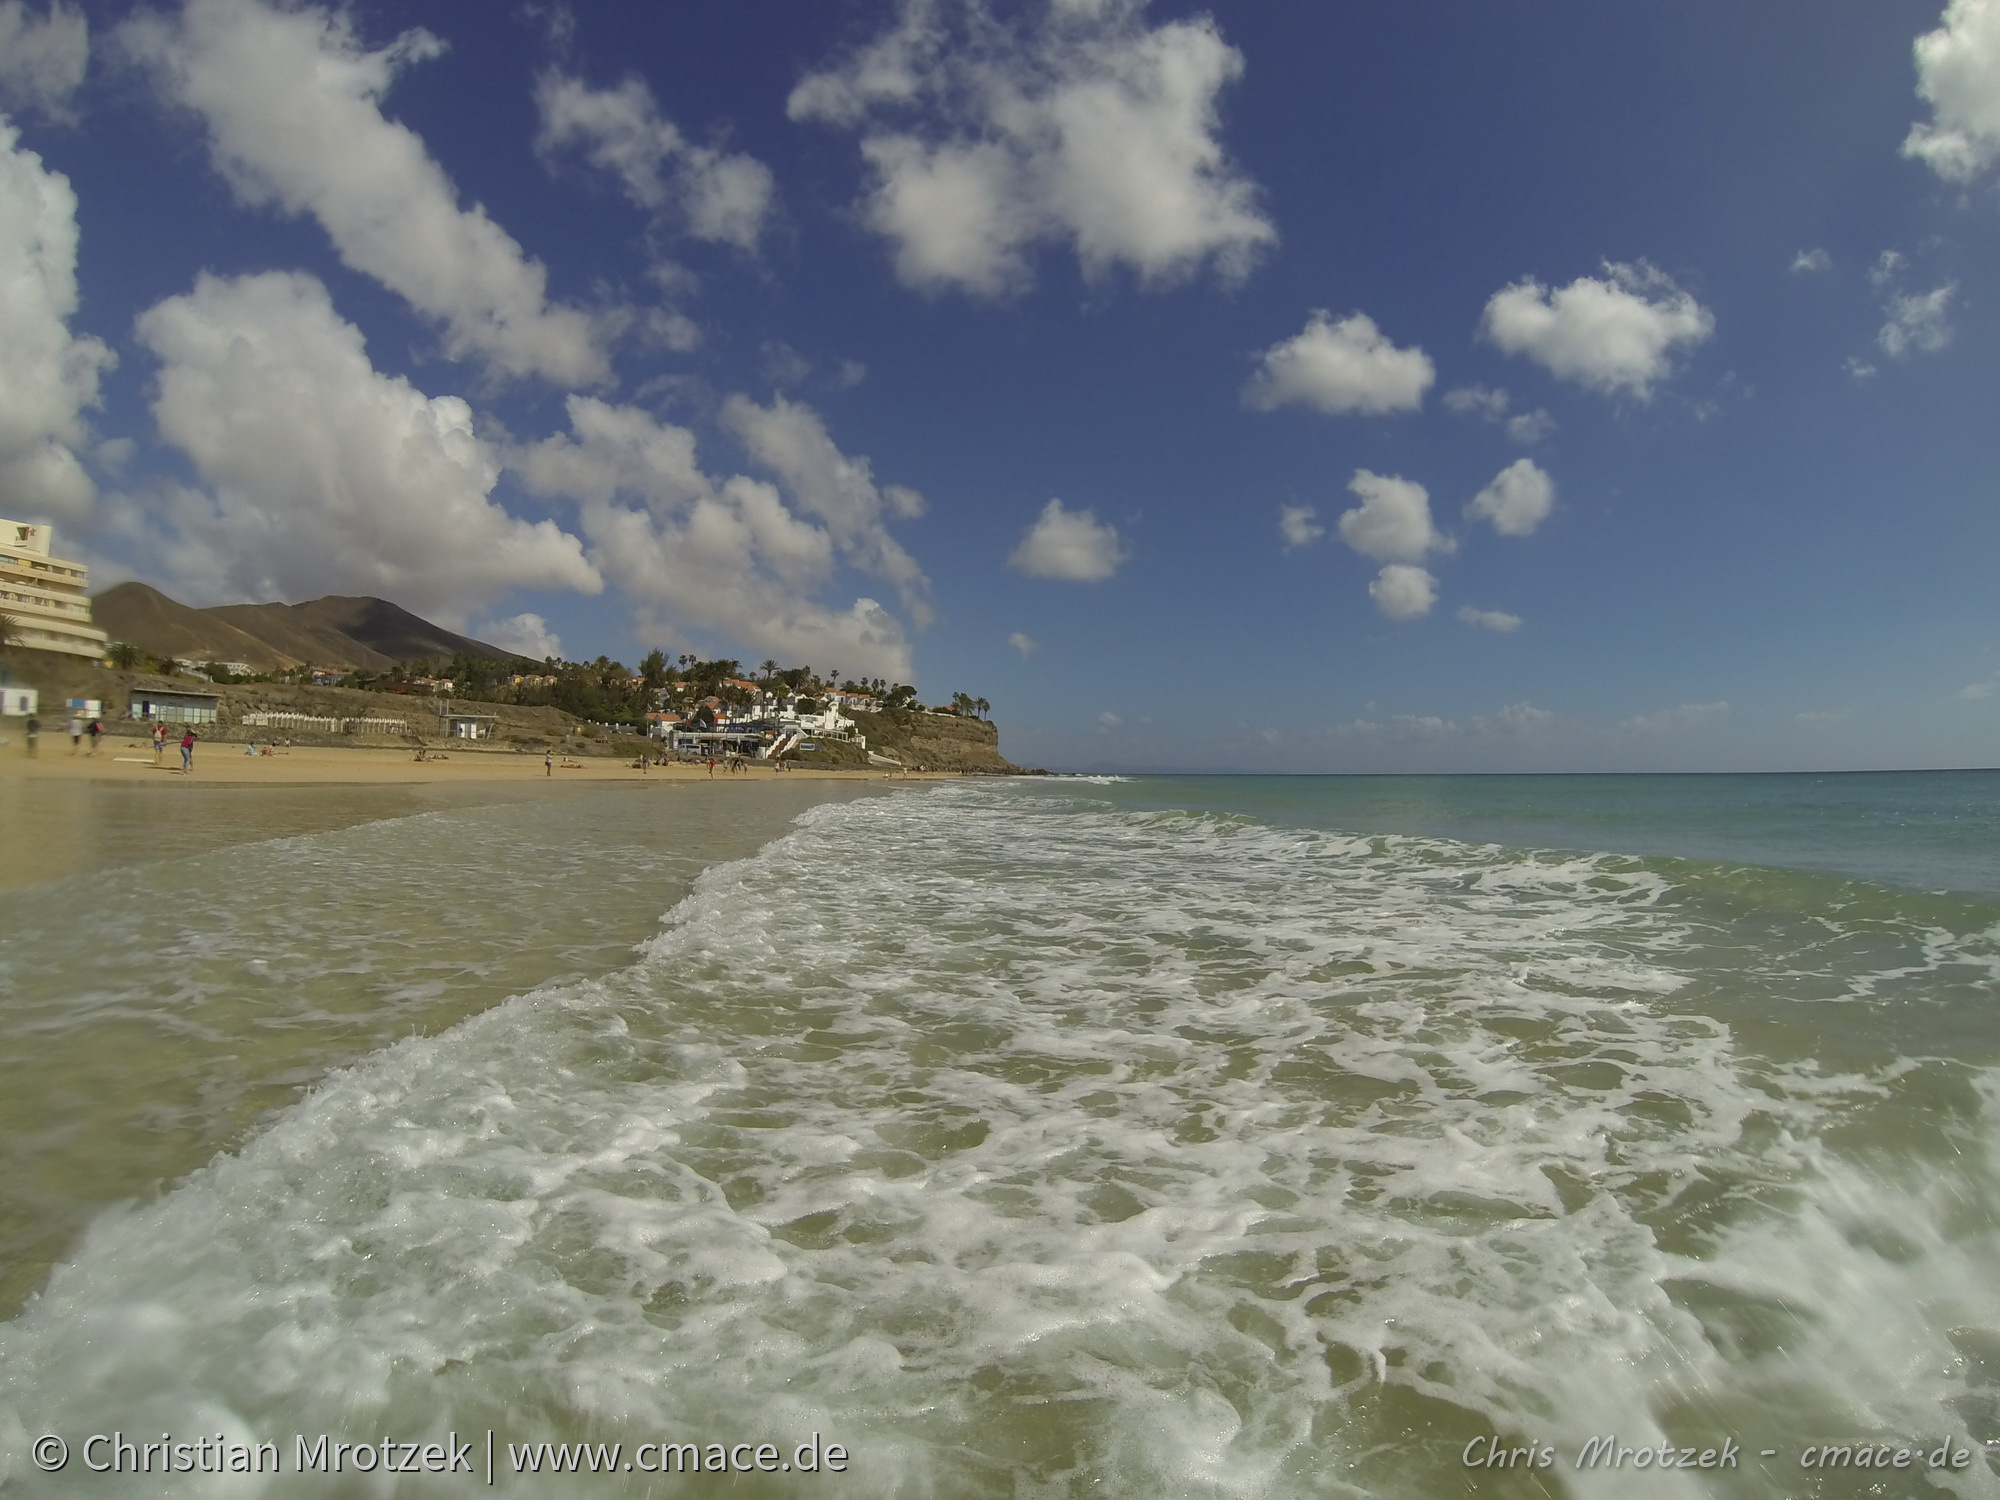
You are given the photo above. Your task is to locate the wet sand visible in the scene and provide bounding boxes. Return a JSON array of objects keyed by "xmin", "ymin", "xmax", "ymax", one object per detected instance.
[
  {"xmin": 0, "ymin": 739, "xmax": 948, "ymax": 892},
  {"xmin": 0, "ymin": 766, "xmax": 906, "ymax": 1311}
]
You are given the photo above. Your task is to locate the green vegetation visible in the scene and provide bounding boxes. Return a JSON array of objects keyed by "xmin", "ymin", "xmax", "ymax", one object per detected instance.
[{"xmin": 178, "ymin": 645, "xmax": 994, "ymax": 733}]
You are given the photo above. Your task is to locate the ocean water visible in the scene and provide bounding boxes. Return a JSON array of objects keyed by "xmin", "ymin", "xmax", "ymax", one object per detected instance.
[{"xmin": 2, "ymin": 772, "xmax": 1999, "ymax": 1497}]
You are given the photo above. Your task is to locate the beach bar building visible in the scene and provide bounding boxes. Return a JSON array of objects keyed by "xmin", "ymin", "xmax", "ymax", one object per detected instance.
[
  {"xmin": 0, "ymin": 518, "xmax": 110, "ymax": 661},
  {"xmin": 128, "ymin": 687, "xmax": 222, "ymax": 723},
  {"xmin": 437, "ymin": 708, "xmax": 499, "ymax": 740}
]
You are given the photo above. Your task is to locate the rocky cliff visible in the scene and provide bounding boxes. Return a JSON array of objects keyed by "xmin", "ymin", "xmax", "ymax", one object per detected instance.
[{"xmin": 858, "ymin": 710, "xmax": 1020, "ymax": 773}]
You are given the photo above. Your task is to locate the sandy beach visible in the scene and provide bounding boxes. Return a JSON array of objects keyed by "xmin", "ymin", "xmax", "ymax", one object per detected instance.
[
  {"xmin": 0, "ymin": 736, "xmax": 966, "ymax": 895},
  {"xmin": 0, "ymin": 735, "xmax": 960, "ymax": 786}
]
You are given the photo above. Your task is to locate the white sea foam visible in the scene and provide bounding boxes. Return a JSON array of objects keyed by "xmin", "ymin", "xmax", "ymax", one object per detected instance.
[{"xmin": 2, "ymin": 783, "xmax": 1998, "ymax": 1497}]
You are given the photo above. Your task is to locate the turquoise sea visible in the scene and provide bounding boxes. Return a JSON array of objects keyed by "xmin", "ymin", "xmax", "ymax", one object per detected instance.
[{"xmin": 2, "ymin": 770, "xmax": 1999, "ymax": 1497}]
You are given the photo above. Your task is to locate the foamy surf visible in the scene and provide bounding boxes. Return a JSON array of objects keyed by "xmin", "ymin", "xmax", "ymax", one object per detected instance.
[{"xmin": 2, "ymin": 781, "xmax": 1997, "ymax": 1497}]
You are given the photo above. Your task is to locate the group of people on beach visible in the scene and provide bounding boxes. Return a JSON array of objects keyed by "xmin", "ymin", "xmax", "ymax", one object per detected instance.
[{"xmin": 144, "ymin": 720, "xmax": 198, "ymax": 772}]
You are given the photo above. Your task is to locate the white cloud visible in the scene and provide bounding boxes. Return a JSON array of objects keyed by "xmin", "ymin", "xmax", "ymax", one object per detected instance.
[
  {"xmin": 1790, "ymin": 248, "xmax": 1832, "ymax": 274},
  {"xmin": 1878, "ymin": 282, "xmax": 1957, "ymax": 356},
  {"xmin": 721, "ymin": 395, "xmax": 933, "ymax": 625},
  {"xmin": 1488, "ymin": 701, "xmax": 1550, "ymax": 730},
  {"xmin": 1278, "ymin": 503, "xmax": 1323, "ymax": 549},
  {"xmin": 515, "ymin": 395, "xmax": 922, "ymax": 680},
  {"xmin": 131, "ymin": 270, "xmax": 601, "ymax": 622},
  {"xmin": 1905, "ymin": 0, "xmax": 2000, "ymax": 180},
  {"xmin": 1097, "ymin": 710, "xmax": 1122, "ymax": 730},
  {"xmin": 1008, "ymin": 498, "xmax": 1127, "ymax": 581},
  {"xmin": 0, "ymin": 117, "xmax": 114, "ymax": 526},
  {"xmin": 1337, "ymin": 470, "xmax": 1450, "ymax": 563},
  {"xmin": 1457, "ymin": 605, "xmax": 1521, "ymax": 633},
  {"xmin": 475, "ymin": 612, "xmax": 564, "ymax": 662},
  {"xmin": 1957, "ymin": 677, "xmax": 1995, "ymax": 700},
  {"xmin": 123, "ymin": 0, "xmax": 607, "ymax": 384},
  {"xmin": 1444, "ymin": 383, "xmax": 1553, "ymax": 444},
  {"xmin": 1243, "ymin": 311, "xmax": 1433, "ymax": 416},
  {"xmin": 1008, "ymin": 630, "xmax": 1036, "ymax": 657},
  {"xmin": 1368, "ymin": 564, "xmax": 1436, "ymax": 620},
  {"xmin": 0, "ymin": 1, "xmax": 88, "ymax": 120},
  {"xmin": 1444, "ymin": 384, "xmax": 1509, "ymax": 420},
  {"xmin": 790, "ymin": 0, "xmax": 1274, "ymax": 295},
  {"xmin": 1869, "ymin": 249, "xmax": 1907, "ymax": 288},
  {"xmin": 535, "ymin": 72, "xmax": 775, "ymax": 251},
  {"xmin": 1482, "ymin": 261, "xmax": 1714, "ymax": 399},
  {"xmin": 1504, "ymin": 409, "xmax": 1556, "ymax": 445},
  {"xmin": 1618, "ymin": 701, "xmax": 1729, "ymax": 733},
  {"xmin": 1846, "ymin": 355, "xmax": 1879, "ymax": 381},
  {"xmin": 1466, "ymin": 457, "xmax": 1555, "ymax": 537}
]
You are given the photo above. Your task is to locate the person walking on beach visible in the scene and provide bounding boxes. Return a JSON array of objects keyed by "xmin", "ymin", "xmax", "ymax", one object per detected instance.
[
  {"xmin": 67, "ymin": 715, "xmax": 81, "ymax": 754},
  {"xmin": 86, "ymin": 719, "xmax": 101, "ymax": 755},
  {"xmin": 23, "ymin": 714, "xmax": 37, "ymax": 757},
  {"xmin": 179, "ymin": 727, "xmax": 196, "ymax": 774},
  {"xmin": 544, "ymin": 748, "xmax": 553, "ymax": 777},
  {"xmin": 152, "ymin": 721, "xmax": 166, "ymax": 763}
]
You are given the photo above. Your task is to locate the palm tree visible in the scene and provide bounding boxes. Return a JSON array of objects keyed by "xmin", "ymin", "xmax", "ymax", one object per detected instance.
[
  {"xmin": 759, "ymin": 658, "xmax": 779, "ymax": 681},
  {"xmin": 107, "ymin": 640, "xmax": 142, "ymax": 670},
  {"xmin": 0, "ymin": 613, "xmax": 18, "ymax": 653}
]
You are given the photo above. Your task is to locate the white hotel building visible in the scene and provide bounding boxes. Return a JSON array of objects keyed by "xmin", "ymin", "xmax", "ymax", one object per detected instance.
[{"xmin": 0, "ymin": 518, "xmax": 110, "ymax": 661}]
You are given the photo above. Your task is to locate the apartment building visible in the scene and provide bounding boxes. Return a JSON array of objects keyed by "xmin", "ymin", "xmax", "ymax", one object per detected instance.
[{"xmin": 0, "ymin": 519, "xmax": 110, "ymax": 661}]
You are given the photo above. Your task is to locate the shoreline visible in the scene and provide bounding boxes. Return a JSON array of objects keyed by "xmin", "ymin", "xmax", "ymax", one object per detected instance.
[
  {"xmin": 0, "ymin": 737, "xmax": 973, "ymax": 788},
  {"xmin": 0, "ymin": 770, "xmax": 901, "ymax": 1312}
]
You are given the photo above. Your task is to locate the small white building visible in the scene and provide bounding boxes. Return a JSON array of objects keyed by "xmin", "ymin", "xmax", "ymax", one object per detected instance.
[
  {"xmin": 438, "ymin": 711, "xmax": 498, "ymax": 740},
  {"xmin": 1, "ymin": 687, "xmax": 37, "ymax": 716}
]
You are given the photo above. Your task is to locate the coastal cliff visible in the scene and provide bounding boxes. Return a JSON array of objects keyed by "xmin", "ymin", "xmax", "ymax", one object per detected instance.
[{"xmin": 861, "ymin": 709, "xmax": 1019, "ymax": 773}]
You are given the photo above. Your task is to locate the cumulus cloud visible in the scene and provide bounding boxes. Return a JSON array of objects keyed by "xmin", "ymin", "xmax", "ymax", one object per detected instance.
[
  {"xmin": 1505, "ymin": 409, "xmax": 1557, "ymax": 445},
  {"xmin": 1443, "ymin": 384, "xmax": 1508, "ymax": 420},
  {"xmin": 1482, "ymin": 261, "xmax": 1714, "ymax": 399},
  {"xmin": 1244, "ymin": 311, "xmax": 1432, "ymax": 416},
  {"xmin": 1008, "ymin": 498, "xmax": 1126, "ymax": 581},
  {"xmin": 1278, "ymin": 503, "xmax": 1323, "ymax": 549},
  {"xmin": 1008, "ymin": 630, "xmax": 1036, "ymax": 657},
  {"xmin": 1790, "ymin": 248, "xmax": 1832, "ymax": 274},
  {"xmin": 1368, "ymin": 564, "xmax": 1436, "ymax": 620},
  {"xmin": 535, "ymin": 72, "xmax": 774, "ymax": 251},
  {"xmin": 1618, "ymin": 701, "xmax": 1729, "ymax": 733},
  {"xmin": 1905, "ymin": 0, "xmax": 2000, "ymax": 180},
  {"xmin": 0, "ymin": 1, "xmax": 88, "ymax": 120},
  {"xmin": 1466, "ymin": 457, "xmax": 1555, "ymax": 537},
  {"xmin": 123, "ymin": 0, "xmax": 606, "ymax": 384},
  {"xmin": 516, "ymin": 395, "xmax": 923, "ymax": 679},
  {"xmin": 1457, "ymin": 605, "xmax": 1521, "ymax": 632},
  {"xmin": 131, "ymin": 270, "xmax": 600, "ymax": 621},
  {"xmin": 1337, "ymin": 470, "xmax": 1450, "ymax": 563},
  {"xmin": 789, "ymin": 0, "xmax": 1274, "ymax": 295},
  {"xmin": 1444, "ymin": 383, "xmax": 1554, "ymax": 445},
  {"xmin": 0, "ymin": 117, "xmax": 114, "ymax": 525},
  {"xmin": 475, "ymin": 611, "xmax": 564, "ymax": 662},
  {"xmin": 1878, "ymin": 282, "xmax": 1957, "ymax": 356},
  {"xmin": 721, "ymin": 394, "xmax": 933, "ymax": 624},
  {"xmin": 1846, "ymin": 355, "xmax": 1879, "ymax": 382}
]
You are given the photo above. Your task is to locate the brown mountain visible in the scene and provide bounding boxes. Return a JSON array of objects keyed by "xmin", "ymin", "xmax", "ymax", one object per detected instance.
[
  {"xmin": 93, "ymin": 582, "xmax": 531, "ymax": 670},
  {"xmin": 91, "ymin": 583, "xmax": 298, "ymax": 670},
  {"xmin": 204, "ymin": 603, "xmax": 398, "ymax": 672}
]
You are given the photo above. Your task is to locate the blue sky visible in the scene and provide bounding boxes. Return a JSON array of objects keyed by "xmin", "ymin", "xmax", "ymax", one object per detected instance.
[{"xmin": 4, "ymin": 0, "xmax": 2000, "ymax": 772}]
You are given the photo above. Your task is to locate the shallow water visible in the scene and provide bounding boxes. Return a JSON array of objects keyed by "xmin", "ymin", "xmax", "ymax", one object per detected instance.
[
  {"xmin": 2, "ymin": 774, "xmax": 1999, "ymax": 1497},
  {"xmin": 0, "ymin": 779, "xmax": 883, "ymax": 1313}
]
